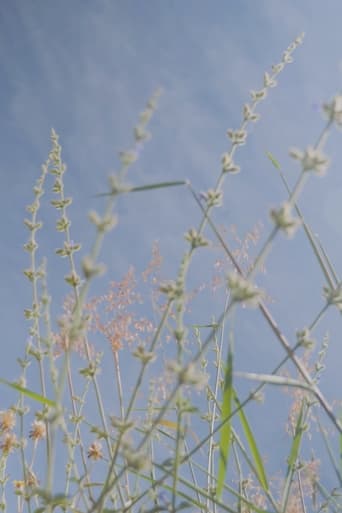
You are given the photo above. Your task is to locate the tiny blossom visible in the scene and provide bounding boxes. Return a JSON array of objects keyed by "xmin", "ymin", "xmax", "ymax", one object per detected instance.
[
  {"xmin": 0, "ymin": 410, "xmax": 15, "ymax": 432},
  {"xmin": 184, "ymin": 228, "xmax": 208, "ymax": 249},
  {"xmin": 0, "ymin": 432, "xmax": 17, "ymax": 454},
  {"xmin": 119, "ymin": 150, "xmax": 138, "ymax": 167},
  {"xmin": 134, "ymin": 125, "xmax": 151, "ymax": 142},
  {"xmin": 243, "ymin": 104, "xmax": 259, "ymax": 122},
  {"xmin": 221, "ymin": 153, "xmax": 240, "ymax": 174},
  {"xmin": 272, "ymin": 63, "xmax": 285, "ymax": 74},
  {"xmin": 226, "ymin": 129, "xmax": 247, "ymax": 146},
  {"xmin": 270, "ymin": 202, "xmax": 301, "ymax": 237},
  {"xmin": 282, "ymin": 51, "xmax": 294, "ymax": 64},
  {"xmin": 227, "ymin": 272, "xmax": 263, "ymax": 307},
  {"xmin": 29, "ymin": 420, "xmax": 46, "ymax": 441},
  {"xmin": 132, "ymin": 344, "xmax": 156, "ymax": 364},
  {"xmin": 323, "ymin": 94, "xmax": 342, "ymax": 126},
  {"xmin": 263, "ymin": 72, "xmax": 277, "ymax": 88},
  {"xmin": 323, "ymin": 283, "xmax": 342, "ymax": 311},
  {"xmin": 296, "ymin": 328, "xmax": 315, "ymax": 349},
  {"xmin": 87, "ymin": 440, "xmax": 103, "ymax": 460},
  {"xmin": 289, "ymin": 146, "xmax": 330, "ymax": 176},
  {"xmin": 159, "ymin": 280, "xmax": 183, "ymax": 300},
  {"xmin": 250, "ymin": 89, "xmax": 267, "ymax": 101},
  {"xmin": 13, "ymin": 480, "xmax": 25, "ymax": 491},
  {"xmin": 200, "ymin": 189, "xmax": 223, "ymax": 207}
]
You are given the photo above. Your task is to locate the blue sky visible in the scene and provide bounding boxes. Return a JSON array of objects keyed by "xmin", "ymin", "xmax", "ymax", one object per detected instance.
[{"xmin": 1, "ymin": 0, "xmax": 342, "ymax": 507}]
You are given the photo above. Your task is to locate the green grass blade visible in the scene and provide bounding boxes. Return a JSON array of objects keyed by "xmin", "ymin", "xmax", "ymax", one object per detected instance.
[
  {"xmin": 217, "ymin": 345, "xmax": 233, "ymax": 499},
  {"xmin": 233, "ymin": 390, "xmax": 269, "ymax": 491},
  {"xmin": 281, "ymin": 402, "xmax": 305, "ymax": 511},
  {"xmin": 95, "ymin": 180, "xmax": 187, "ymax": 197},
  {"xmin": 0, "ymin": 377, "xmax": 56, "ymax": 407},
  {"xmin": 266, "ymin": 151, "xmax": 281, "ymax": 169}
]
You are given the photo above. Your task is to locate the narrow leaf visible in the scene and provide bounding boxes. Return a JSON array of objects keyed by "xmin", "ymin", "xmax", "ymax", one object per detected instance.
[
  {"xmin": 266, "ymin": 151, "xmax": 281, "ymax": 169},
  {"xmin": 0, "ymin": 377, "xmax": 56, "ymax": 407},
  {"xmin": 281, "ymin": 403, "xmax": 305, "ymax": 512},
  {"xmin": 217, "ymin": 346, "xmax": 233, "ymax": 498},
  {"xmin": 95, "ymin": 180, "xmax": 187, "ymax": 197},
  {"xmin": 234, "ymin": 390, "xmax": 269, "ymax": 491}
]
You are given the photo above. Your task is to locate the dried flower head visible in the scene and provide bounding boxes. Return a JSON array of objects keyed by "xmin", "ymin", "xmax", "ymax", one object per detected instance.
[
  {"xmin": 227, "ymin": 272, "xmax": 263, "ymax": 307},
  {"xmin": 0, "ymin": 432, "xmax": 18, "ymax": 455},
  {"xmin": 184, "ymin": 228, "xmax": 209, "ymax": 249},
  {"xmin": 289, "ymin": 146, "xmax": 330, "ymax": 176},
  {"xmin": 29, "ymin": 420, "xmax": 46, "ymax": 441},
  {"xmin": 87, "ymin": 440, "xmax": 103, "ymax": 460},
  {"xmin": 226, "ymin": 129, "xmax": 247, "ymax": 146},
  {"xmin": 221, "ymin": 153, "xmax": 240, "ymax": 174},
  {"xmin": 323, "ymin": 94, "xmax": 342, "ymax": 126},
  {"xmin": 323, "ymin": 283, "xmax": 342, "ymax": 311},
  {"xmin": 270, "ymin": 202, "xmax": 301, "ymax": 237},
  {"xmin": 296, "ymin": 328, "xmax": 315, "ymax": 349},
  {"xmin": 0, "ymin": 410, "xmax": 15, "ymax": 433}
]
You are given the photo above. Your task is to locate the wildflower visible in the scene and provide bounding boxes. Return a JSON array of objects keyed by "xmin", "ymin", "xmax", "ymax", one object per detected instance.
[
  {"xmin": 159, "ymin": 280, "xmax": 183, "ymax": 300},
  {"xmin": 263, "ymin": 72, "xmax": 277, "ymax": 88},
  {"xmin": 243, "ymin": 104, "xmax": 260, "ymax": 122},
  {"xmin": 134, "ymin": 125, "xmax": 151, "ymax": 142},
  {"xmin": 184, "ymin": 228, "xmax": 208, "ymax": 249},
  {"xmin": 272, "ymin": 63, "xmax": 285, "ymax": 74},
  {"xmin": 87, "ymin": 440, "xmax": 103, "ymax": 460},
  {"xmin": 323, "ymin": 283, "xmax": 342, "ymax": 311},
  {"xmin": 227, "ymin": 272, "xmax": 263, "ymax": 307},
  {"xmin": 270, "ymin": 202, "xmax": 301, "ymax": 237},
  {"xmin": 221, "ymin": 153, "xmax": 240, "ymax": 174},
  {"xmin": 289, "ymin": 146, "xmax": 330, "ymax": 175},
  {"xmin": 13, "ymin": 480, "xmax": 25, "ymax": 491},
  {"xmin": 200, "ymin": 188, "xmax": 223, "ymax": 207},
  {"xmin": 0, "ymin": 410, "xmax": 15, "ymax": 432},
  {"xmin": 250, "ymin": 89, "xmax": 267, "ymax": 101},
  {"xmin": 119, "ymin": 150, "xmax": 138, "ymax": 167},
  {"xmin": 226, "ymin": 129, "xmax": 247, "ymax": 146},
  {"xmin": 88, "ymin": 210, "xmax": 118, "ymax": 233},
  {"xmin": 0, "ymin": 432, "xmax": 18, "ymax": 454},
  {"xmin": 296, "ymin": 328, "xmax": 315, "ymax": 349},
  {"xmin": 29, "ymin": 420, "xmax": 46, "ymax": 441},
  {"xmin": 323, "ymin": 94, "xmax": 342, "ymax": 126},
  {"xmin": 132, "ymin": 344, "xmax": 156, "ymax": 364},
  {"xmin": 282, "ymin": 51, "xmax": 294, "ymax": 64}
]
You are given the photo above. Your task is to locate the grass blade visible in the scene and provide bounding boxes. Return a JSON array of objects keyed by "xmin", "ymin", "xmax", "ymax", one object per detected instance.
[
  {"xmin": 266, "ymin": 151, "xmax": 281, "ymax": 169},
  {"xmin": 0, "ymin": 377, "xmax": 56, "ymax": 407},
  {"xmin": 217, "ymin": 345, "xmax": 233, "ymax": 499},
  {"xmin": 233, "ymin": 390, "xmax": 269, "ymax": 491},
  {"xmin": 95, "ymin": 180, "xmax": 187, "ymax": 197},
  {"xmin": 281, "ymin": 402, "xmax": 305, "ymax": 511}
]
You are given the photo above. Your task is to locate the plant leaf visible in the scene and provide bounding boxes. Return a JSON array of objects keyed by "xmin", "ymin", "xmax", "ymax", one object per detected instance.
[
  {"xmin": 234, "ymin": 390, "xmax": 269, "ymax": 491},
  {"xmin": 217, "ymin": 345, "xmax": 233, "ymax": 499},
  {"xmin": 0, "ymin": 377, "xmax": 56, "ymax": 407},
  {"xmin": 266, "ymin": 151, "xmax": 281, "ymax": 169},
  {"xmin": 95, "ymin": 180, "xmax": 187, "ymax": 197}
]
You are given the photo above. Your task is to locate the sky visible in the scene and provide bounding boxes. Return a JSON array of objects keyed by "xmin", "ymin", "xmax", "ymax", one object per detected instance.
[{"xmin": 1, "ymin": 0, "xmax": 342, "ymax": 509}]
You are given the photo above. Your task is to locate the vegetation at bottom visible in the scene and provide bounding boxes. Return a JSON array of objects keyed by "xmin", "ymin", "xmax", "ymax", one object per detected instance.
[{"xmin": 1, "ymin": 32, "xmax": 342, "ymax": 513}]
